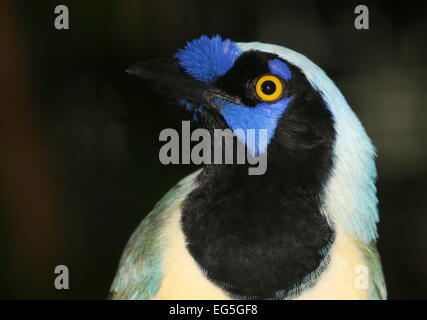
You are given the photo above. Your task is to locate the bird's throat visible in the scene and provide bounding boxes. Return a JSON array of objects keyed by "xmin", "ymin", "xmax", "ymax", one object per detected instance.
[{"xmin": 181, "ymin": 156, "xmax": 335, "ymax": 299}]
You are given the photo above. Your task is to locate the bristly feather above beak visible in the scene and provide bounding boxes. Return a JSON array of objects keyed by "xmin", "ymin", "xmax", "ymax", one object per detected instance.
[{"xmin": 126, "ymin": 58, "xmax": 241, "ymax": 111}]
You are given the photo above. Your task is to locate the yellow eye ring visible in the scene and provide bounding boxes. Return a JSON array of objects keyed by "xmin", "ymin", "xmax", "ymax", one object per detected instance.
[{"xmin": 255, "ymin": 75, "xmax": 284, "ymax": 102}]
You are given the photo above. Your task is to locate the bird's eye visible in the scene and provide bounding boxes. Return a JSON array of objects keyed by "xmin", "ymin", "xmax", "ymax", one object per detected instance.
[{"xmin": 255, "ymin": 75, "xmax": 284, "ymax": 102}]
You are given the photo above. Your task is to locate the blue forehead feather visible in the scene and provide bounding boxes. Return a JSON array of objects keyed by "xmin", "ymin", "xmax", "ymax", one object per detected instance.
[{"xmin": 175, "ymin": 35, "xmax": 241, "ymax": 84}]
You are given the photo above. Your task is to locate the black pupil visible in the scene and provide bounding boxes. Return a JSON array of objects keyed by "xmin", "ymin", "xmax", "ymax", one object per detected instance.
[{"xmin": 261, "ymin": 80, "xmax": 276, "ymax": 95}]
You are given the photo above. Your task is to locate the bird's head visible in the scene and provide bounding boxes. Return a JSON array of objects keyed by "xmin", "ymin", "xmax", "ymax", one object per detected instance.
[
  {"xmin": 128, "ymin": 35, "xmax": 333, "ymax": 157},
  {"xmin": 128, "ymin": 35, "xmax": 378, "ymax": 243}
]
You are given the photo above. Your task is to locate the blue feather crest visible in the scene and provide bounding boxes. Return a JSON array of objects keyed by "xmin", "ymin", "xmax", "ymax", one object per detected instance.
[{"xmin": 175, "ymin": 35, "xmax": 240, "ymax": 84}]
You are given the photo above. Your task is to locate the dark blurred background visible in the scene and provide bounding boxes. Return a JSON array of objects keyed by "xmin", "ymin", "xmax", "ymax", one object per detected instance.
[{"xmin": 0, "ymin": 0, "xmax": 426, "ymax": 299}]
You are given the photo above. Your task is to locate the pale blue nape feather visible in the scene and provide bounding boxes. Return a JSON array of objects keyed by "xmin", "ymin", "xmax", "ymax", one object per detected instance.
[
  {"xmin": 109, "ymin": 170, "xmax": 200, "ymax": 299},
  {"xmin": 237, "ymin": 42, "xmax": 379, "ymax": 244}
]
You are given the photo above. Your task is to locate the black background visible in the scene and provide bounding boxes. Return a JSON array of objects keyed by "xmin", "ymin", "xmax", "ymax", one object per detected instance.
[{"xmin": 0, "ymin": 0, "xmax": 426, "ymax": 299}]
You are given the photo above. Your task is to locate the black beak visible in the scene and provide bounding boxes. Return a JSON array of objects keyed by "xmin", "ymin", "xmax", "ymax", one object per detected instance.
[{"xmin": 126, "ymin": 58, "xmax": 241, "ymax": 111}]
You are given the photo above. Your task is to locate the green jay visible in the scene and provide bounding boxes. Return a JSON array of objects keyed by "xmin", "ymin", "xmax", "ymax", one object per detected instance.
[{"xmin": 109, "ymin": 35, "xmax": 386, "ymax": 300}]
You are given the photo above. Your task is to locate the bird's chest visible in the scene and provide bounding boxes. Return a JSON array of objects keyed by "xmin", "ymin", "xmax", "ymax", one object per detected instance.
[
  {"xmin": 179, "ymin": 171, "xmax": 334, "ymax": 299},
  {"xmin": 153, "ymin": 205, "xmax": 369, "ymax": 300}
]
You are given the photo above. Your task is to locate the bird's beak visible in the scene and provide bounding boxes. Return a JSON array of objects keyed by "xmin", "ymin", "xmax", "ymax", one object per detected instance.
[{"xmin": 126, "ymin": 59, "xmax": 241, "ymax": 111}]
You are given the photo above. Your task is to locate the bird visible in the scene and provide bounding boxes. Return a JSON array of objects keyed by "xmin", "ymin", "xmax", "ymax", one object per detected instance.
[{"xmin": 109, "ymin": 35, "xmax": 386, "ymax": 300}]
